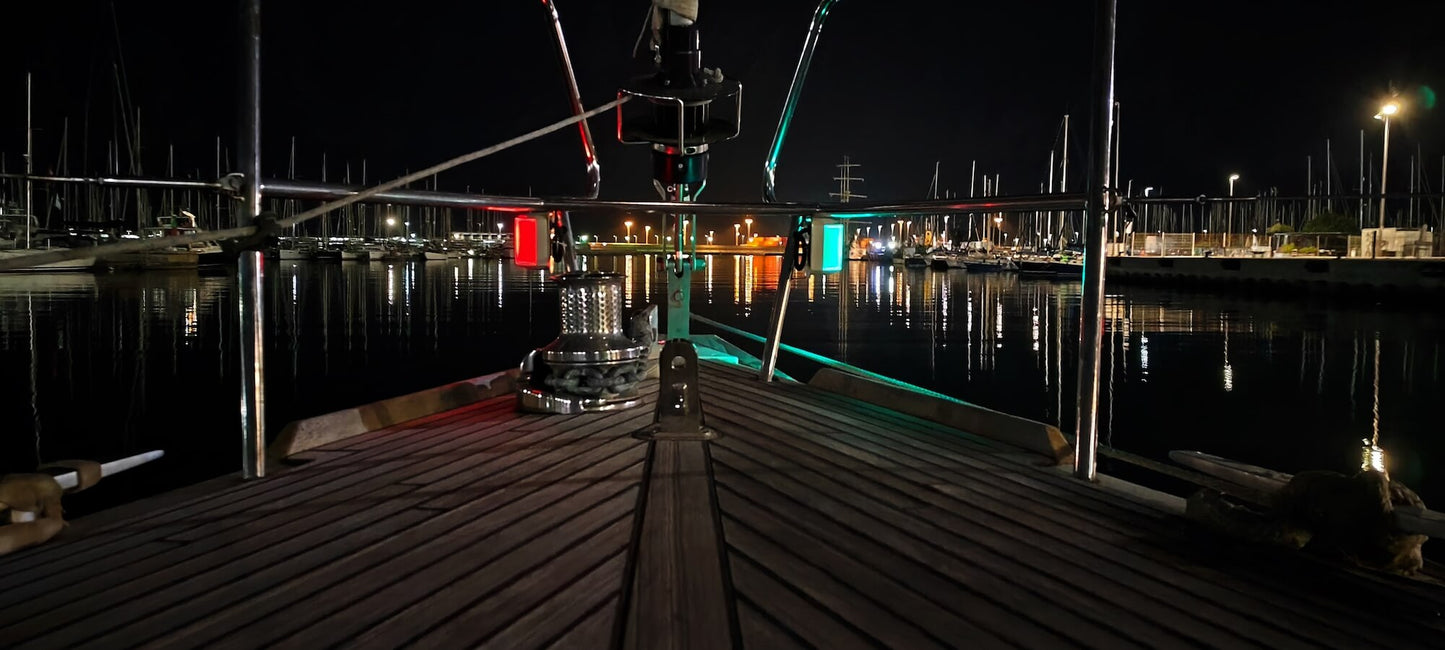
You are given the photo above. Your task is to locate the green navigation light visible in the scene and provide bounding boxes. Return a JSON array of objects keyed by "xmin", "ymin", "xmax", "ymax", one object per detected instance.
[
  {"xmin": 809, "ymin": 217, "xmax": 845, "ymax": 273},
  {"xmin": 821, "ymin": 222, "xmax": 845, "ymax": 272}
]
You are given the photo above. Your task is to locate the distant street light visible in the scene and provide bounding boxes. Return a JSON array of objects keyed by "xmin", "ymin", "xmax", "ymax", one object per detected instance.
[
  {"xmin": 1227, "ymin": 173, "xmax": 1240, "ymax": 249},
  {"xmin": 744, "ymin": 217, "xmax": 754, "ymax": 241},
  {"xmin": 994, "ymin": 215, "xmax": 1004, "ymax": 246},
  {"xmin": 1143, "ymin": 186, "xmax": 1154, "ymax": 232},
  {"xmin": 385, "ymin": 217, "xmax": 396, "ymax": 227},
  {"xmin": 624, "ymin": 219, "xmax": 634, "ymax": 243},
  {"xmin": 645, "ymin": 225, "xmax": 652, "ymax": 247},
  {"xmin": 1373, "ymin": 100, "xmax": 1400, "ymax": 258},
  {"xmin": 495, "ymin": 222, "xmax": 503, "ymax": 233},
  {"xmin": 733, "ymin": 223, "xmax": 741, "ymax": 245}
]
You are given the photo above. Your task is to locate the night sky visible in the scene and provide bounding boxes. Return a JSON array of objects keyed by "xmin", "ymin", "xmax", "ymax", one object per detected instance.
[{"xmin": 4, "ymin": 0, "xmax": 1445, "ymax": 235}]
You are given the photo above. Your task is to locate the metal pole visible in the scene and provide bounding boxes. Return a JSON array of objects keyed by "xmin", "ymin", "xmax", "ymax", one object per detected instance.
[
  {"xmin": 764, "ymin": 0, "xmax": 839, "ymax": 203},
  {"xmin": 1376, "ymin": 116, "xmax": 1389, "ymax": 258},
  {"xmin": 759, "ymin": 216, "xmax": 799, "ymax": 381},
  {"xmin": 1073, "ymin": 0, "xmax": 1116, "ymax": 481},
  {"xmin": 238, "ymin": 0, "xmax": 266, "ymax": 479},
  {"xmin": 541, "ymin": 0, "xmax": 601, "ymax": 199}
]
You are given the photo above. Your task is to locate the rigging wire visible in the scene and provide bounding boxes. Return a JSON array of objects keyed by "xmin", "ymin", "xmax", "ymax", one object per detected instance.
[{"xmin": 0, "ymin": 96, "xmax": 629, "ymax": 272}]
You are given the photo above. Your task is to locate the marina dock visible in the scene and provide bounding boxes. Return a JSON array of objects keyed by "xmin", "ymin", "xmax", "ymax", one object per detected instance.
[{"xmin": 2, "ymin": 358, "xmax": 1442, "ymax": 648}]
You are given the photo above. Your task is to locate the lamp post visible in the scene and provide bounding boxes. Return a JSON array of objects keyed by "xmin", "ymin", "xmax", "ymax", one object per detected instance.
[
  {"xmin": 993, "ymin": 215, "xmax": 1003, "ymax": 246},
  {"xmin": 624, "ymin": 219, "xmax": 633, "ymax": 243},
  {"xmin": 1142, "ymin": 186, "xmax": 1154, "ymax": 233},
  {"xmin": 644, "ymin": 225, "xmax": 652, "ymax": 248},
  {"xmin": 1373, "ymin": 100, "xmax": 1399, "ymax": 258},
  {"xmin": 744, "ymin": 217, "xmax": 754, "ymax": 241},
  {"xmin": 1226, "ymin": 174, "xmax": 1239, "ymax": 250}
]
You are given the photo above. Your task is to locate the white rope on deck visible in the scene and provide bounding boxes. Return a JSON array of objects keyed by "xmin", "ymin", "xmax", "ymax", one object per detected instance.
[{"xmin": 0, "ymin": 96, "xmax": 630, "ymax": 272}]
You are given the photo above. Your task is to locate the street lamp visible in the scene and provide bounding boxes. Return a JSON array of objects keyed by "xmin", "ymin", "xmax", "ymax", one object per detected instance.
[
  {"xmin": 744, "ymin": 217, "xmax": 753, "ymax": 241},
  {"xmin": 644, "ymin": 225, "xmax": 652, "ymax": 247},
  {"xmin": 1227, "ymin": 174, "xmax": 1240, "ymax": 249},
  {"xmin": 624, "ymin": 219, "xmax": 633, "ymax": 243},
  {"xmin": 1373, "ymin": 100, "xmax": 1400, "ymax": 258},
  {"xmin": 1143, "ymin": 186, "xmax": 1154, "ymax": 233},
  {"xmin": 733, "ymin": 223, "xmax": 741, "ymax": 245},
  {"xmin": 994, "ymin": 215, "xmax": 1003, "ymax": 246},
  {"xmin": 496, "ymin": 222, "xmax": 503, "ymax": 233},
  {"xmin": 385, "ymin": 217, "xmax": 396, "ymax": 227}
]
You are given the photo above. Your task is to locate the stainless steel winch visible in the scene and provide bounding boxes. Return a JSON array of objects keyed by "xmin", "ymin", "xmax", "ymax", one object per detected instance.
[{"xmin": 518, "ymin": 271, "xmax": 650, "ymax": 414}]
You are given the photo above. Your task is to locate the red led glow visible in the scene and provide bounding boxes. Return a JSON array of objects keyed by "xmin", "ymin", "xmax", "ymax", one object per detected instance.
[{"xmin": 515, "ymin": 216, "xmax": 538, "ymax": 267}]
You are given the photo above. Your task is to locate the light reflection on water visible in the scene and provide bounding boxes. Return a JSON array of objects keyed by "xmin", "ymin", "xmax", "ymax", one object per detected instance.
[{"xmin": 0, "ymin": 254, "xmax": 1440, "ymax": 512}]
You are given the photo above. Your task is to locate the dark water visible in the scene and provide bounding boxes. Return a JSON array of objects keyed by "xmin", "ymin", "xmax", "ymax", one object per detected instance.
[{"xmin": 2, "ymin": 255, "xmax": 1441, "ymax": 514}]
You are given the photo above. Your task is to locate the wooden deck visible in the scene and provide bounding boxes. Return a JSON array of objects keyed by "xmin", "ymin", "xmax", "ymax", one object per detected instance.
[{"xmin": 3, "ymin": 359, "xmax": 1444, "ymax": 648}]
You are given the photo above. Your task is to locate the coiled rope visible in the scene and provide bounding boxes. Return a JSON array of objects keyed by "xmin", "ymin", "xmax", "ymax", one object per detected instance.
[{"xmin": 0, "ymin": 96, "xmax": 629, "ymax": 272}]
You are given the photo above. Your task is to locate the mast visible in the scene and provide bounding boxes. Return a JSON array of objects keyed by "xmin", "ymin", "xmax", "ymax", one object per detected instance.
[
  {"xmin": 215, "ymin": 136, "xmax": 222, "ymax": 229},
  {"xmin": 1060, "ymin": 113, "xmax": 1071, "ymax": 243},
  {"xmin": 25, "ymin": 72, "xmax": 33, "ymax": 249},
  {"xmin": 930, "ymin": 161, "xmax": 940, "ymax": 241},
  {"xmin": 1112, "ymin": 102, "xmax": 1121, "ymax": 199},
  {"xmin": 1061, "ymin": 114, "xmax": 1070, "ymax": 193},
  {"xmin": 969, "ymin": 159, "xmax": 977, "ymax": 241},
  {"xmin": 56, "ymin": 117, "xmax": 68, "ymax": 231},
  {"xmin": 287, "ymin": 136, "xmax": 296, "ymax": 235},
  {"xmin": 829, "ymin": 155, "xmax": 865, "ymax": 203},
  {"xmin": 1047, "ymin": 150, "xmax": 1055, "ymax": 245},
  {"xmin": 321, "ymin": 152, "xmax": 328, "ymax": 240}
]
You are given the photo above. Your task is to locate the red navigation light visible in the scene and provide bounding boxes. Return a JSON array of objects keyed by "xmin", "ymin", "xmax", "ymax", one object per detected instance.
[{"xmin": 515, "ymin": 215, "xmax": 550, "ymax": 269}]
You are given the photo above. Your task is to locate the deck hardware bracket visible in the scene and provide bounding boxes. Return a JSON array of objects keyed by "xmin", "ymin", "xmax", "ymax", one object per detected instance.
[
  {"xmin": 637, "ymin": 339, "xmax": 714, "ymax": 440},
  {"xmin": 224, "ymin": 211, "xmax": 282, "ymax": 254},
  {"xmin": 791, "ymin": 214, "xmax": 813, "ymax": 271},
  {"xmin": 218, "ymin": 172, "xmax": 245, "ymax": 195}
]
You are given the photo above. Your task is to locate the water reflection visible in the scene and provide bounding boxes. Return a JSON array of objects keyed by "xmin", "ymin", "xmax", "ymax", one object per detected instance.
[
  {"xmin": 0, "ymin": 255, "xmax": 1439, "ymax": 511},
  {"xmin": 686, "ymin": 259, "xmax": 1442, "ymax": 503}
]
